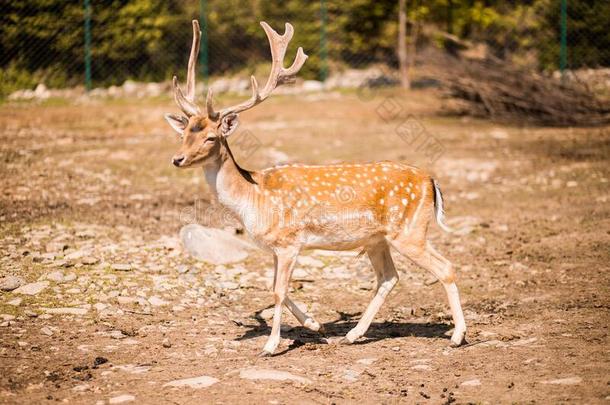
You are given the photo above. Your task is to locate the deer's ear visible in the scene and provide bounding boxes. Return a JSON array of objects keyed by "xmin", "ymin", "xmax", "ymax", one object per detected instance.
[
  {"xmin": 164, "ymin": 113, "xmax": 189, "ymax": 135},
  {"xmin": 220, "ymin": 113, "xmax": 240, "ymax": 137}
]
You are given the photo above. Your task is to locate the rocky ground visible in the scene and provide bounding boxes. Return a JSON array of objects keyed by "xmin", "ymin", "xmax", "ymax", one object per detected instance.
[{"xmin": 0, "ymin": 89, "xmax": 609, "ymax": 404}]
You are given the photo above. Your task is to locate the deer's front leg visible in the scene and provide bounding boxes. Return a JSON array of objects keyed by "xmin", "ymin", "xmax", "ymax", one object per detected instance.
[
  {"xmin": 271, "ymin": 255, "xmax": 324, "ymax": 334},
  {"xmin": 261, "ymin": 247, "xmax": 299, "ymax": 356},
  {"xmin": 285, "ymin": 297, "xmax": 325, "ymax": 334}
]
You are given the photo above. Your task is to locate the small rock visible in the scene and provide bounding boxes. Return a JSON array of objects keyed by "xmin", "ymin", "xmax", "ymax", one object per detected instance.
[
  {"xmin": 41, "ymin": 326, "xmax": 54, "ymax": 336},
  {"xmin": 239, "ymin": 368, "xmax": 311, "ymax": 384},
  {"xmin": 64, "ymin": 250, "xmax": 87, "ymax": 261},
  {"xmin": 164, "ymin": 375, "xmax": 219, "ymax": 388},
  {"xmin": 297, "ymin": 256, "xmax": 324, "ymax": 268},
  {"xmin": 14, "ymin": 281, "xmax": 49, "ymax": 295},
  {"xmin": 45, "ymin": 270, "xmax": 65, "ymax": 283},
  {"xmin": 391, "ymin": 346, "xmax": 400, "ymax": 352},
  {"xmin": 180, "ymin": 224, "xmax": 255, "ymax": 265},
  {"xmin": 343, "ymin": 369, "xmax": 361, "ymax": 382},
  {"xmin": 109, "ymin": 330, "xmax": 126, "ymax": 339},
  {"xmin": 148, "ymin": 296, "xmax": 169, "ymax": 307},
  {"xmin": 540, "ymin": 376, "xmax": 582, "ymax": 385},
  {"xmin": 509, "ymin": 262, "xmax": 528, "ymax": 272},
  {"xmin": 0, "ymin": 275, "xmax": 25, "ymax": 291},
  {"xmin": 495, "ymin": 224, "xmax": 509, "ymax": 232},
  {"xmin": 356, "ymin": 358, "xmax": 377, "ymax": 365},
  {"xmin": 511, "ymin": 337, "xmax": 538, "ymax": 347},
  {"xmin": 176, "ymin": 265, "xmax": 189, "ymax": 274},
  {"xmin": 461, "ymin": 379, "xmax": 482, "ymax": 387},
  {"xmin": 490, "ymin": 129, "xmax": 509, "ymax": 139},
  {"xmin": 81, "ymin": 256, "xmax": 100, "ymax": 265},
  {"xmin": 108, "ymin": 394, "xmax": 135, "ymax": 404},
  {"xmin": 260, "ymin": 308, "xmax": 275, "ymax": 321},
  {"xmin": 302, "ymin": 80, "xmax": 324, "ymax": 92},
  {"xmin": 76, "ymin": 229, "xmax": 96, "ymax": 239},
  {"xmin": 216, "ymin": 281, "xmax": 239, "ymax": 290},
  {"xmin": 45, "ymin": 241, "xmax": 68, "ymax": 253},
  {"xmin": 117, "ymin": 296, "xmax": 138, "ymax": 305},
  {"xmin": 32, "ymin": 254, "xmax": 45, "ymax": 263},
  {"xmin": 34, "ymin": 83, "xmax": 50, "ymax": 99},
  {"xmin": 115, "ymin": 364, "xmax": 149, "ymax": 373},
  {"xmin": 111, "ymin": 263, "xmax": 132, "ymax": 271},
  {"xmin": 162, "ymin": 338, "xmax": 172, "ymax": 348},
  {"xmin": 411, "ymin": 364, "xmax": 432, "ymax": 371},
  {"xmin": 72, "ymin": 384, "xmax": 90, "ymax": 392},
  {"xmin": 292, "ymin": 268, "xmax": 310, "ymax": 280},
  {"xmin": 42, "ymin": 307, "xmax": 88, "ymax": 316},
  {"xmin": 7, "ymin": 298, "xmax": 23, "ymax": 306}
]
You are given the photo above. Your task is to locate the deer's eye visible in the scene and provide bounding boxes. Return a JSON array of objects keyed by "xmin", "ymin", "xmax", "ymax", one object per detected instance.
[{"xmin": 205, "ymin": 136, "xmax": 216, "ymax": 143}]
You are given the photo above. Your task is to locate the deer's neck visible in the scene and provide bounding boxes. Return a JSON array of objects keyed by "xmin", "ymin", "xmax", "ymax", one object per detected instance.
[{"xmin": 203, "ymin": 139, "xmax": 258, "ymax": 223}]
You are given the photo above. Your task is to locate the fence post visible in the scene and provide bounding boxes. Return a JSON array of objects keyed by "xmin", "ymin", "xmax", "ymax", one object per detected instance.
[
  {"xmin": 398, "ymin": 0, "xmax": 410, "ymax": 89},
  {"xmin": 84, "ymin": 0, "xmax": 92, "ymax": 91},
  {"xmin": 320, "ymin": 0, "xmax": 328, "ymax": 82},
  {"xmin": 560, "ymin": 0, "xmax": 567, "ymax": 82},
  {"xmin": 199, "ymin": 0, "xmax": 209, "ymax": 84}
]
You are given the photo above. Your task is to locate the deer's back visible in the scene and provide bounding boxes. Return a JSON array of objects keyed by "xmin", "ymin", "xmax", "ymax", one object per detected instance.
[{"xmin": 253, "ymin": 161, "xmax": 433, "ymax": 249}]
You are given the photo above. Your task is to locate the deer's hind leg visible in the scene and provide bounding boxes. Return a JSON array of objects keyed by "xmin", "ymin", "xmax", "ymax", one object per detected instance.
[
  {"xmin": 390, "ymin": 205, "xmax": 467, "ymax": 346},
  {"xmin": 342, "ymin": 239, "xmax": 399, "ymax": 344}
]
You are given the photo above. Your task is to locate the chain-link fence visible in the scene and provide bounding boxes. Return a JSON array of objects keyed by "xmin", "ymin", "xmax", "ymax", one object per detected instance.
[{"xmin": 1, "ymin": 1, "xmax": 608, "ymax": 99}]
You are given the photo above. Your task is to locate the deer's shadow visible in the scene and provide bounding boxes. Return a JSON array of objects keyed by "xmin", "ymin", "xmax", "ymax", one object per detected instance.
[{"xmin": 234, "ymin": 307, "xmax": 451, "ymax": 355}]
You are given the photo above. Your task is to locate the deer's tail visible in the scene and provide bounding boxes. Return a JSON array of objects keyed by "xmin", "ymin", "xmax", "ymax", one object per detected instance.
[{"xmin": 432, "ymin": 178, "xmax": 454, "ymax": 233}]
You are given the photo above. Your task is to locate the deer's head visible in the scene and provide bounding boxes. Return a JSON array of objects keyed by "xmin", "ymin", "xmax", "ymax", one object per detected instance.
[{"xmin": 165, "ymin": 20, "xmax": 307, "ymax": 168}]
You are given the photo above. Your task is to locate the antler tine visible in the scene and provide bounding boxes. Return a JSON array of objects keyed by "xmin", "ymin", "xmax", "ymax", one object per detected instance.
[
  {"xmin": 282, "ymin": 47, "xmax": 308, "ymax": 81},
  {"xmin": 172, "ymin": 20, "xmax": 202, "ymax": 117},
  {"xmin": 206, "ymin": 21, "xmax": 308, "ymax": 121},
  {"xmin": 206, "ymin": 88, "xmax": 219, "ymax": 121},
  {"xmin": 173, "ymin": 76, "xmax": 200, "ymax": 117},
  {"xmin": 186, "ymin": 20, "xmax": 202, "ymax": 101},
  {"xmin": 258, "ymin": 22, "xmax": 303, "ymax": 92}
]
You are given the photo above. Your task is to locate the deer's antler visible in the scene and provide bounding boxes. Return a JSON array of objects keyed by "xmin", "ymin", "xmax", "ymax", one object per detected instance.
[
  {"xmin": 206, "ymin": 22, "xmax": 308, "ymax": 121},
  {"xmin": 172, "ymin": 20, "xmax": 202, "ymax": 117}
]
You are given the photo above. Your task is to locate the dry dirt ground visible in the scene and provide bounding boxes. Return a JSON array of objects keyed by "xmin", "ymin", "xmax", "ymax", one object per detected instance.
[{"xmin": 0, "ymin": 89, "xmax": 609, "ymax": 404}]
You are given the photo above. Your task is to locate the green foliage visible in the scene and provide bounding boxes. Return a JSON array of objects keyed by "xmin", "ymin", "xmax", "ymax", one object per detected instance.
[
  {"xmin": 0, "ymin": 0, "xmax": 608, "ymax": 92},
  {"xmin": 0, "ymin": 63, "xmax": 40, "ymax": 98},
  {"xmin": 537, "ymin": 0, "xmax": 610, "ymax": 70}
]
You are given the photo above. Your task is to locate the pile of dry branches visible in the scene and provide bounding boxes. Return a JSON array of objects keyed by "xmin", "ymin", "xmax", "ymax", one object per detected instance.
[{"xmin": 438, "ymin": 58, "xmax": 610, "ymax": 127}]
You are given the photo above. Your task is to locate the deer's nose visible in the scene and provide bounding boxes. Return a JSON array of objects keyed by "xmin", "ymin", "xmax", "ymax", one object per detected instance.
[{"xmin": 172, "ymin": 155, "xmax": 185, "ymax": 167}]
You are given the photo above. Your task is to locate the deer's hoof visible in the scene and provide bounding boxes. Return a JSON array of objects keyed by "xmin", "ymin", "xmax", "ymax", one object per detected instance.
[
  {"xmin": 337, "ymin": 337, "xmax": 353, "ymax": 346},
  {"xmin": 449, "ymin": 331, "xmax": 467, "ymax": 347}
]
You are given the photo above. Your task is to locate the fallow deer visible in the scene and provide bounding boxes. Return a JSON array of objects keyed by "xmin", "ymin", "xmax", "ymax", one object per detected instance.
[{"xmin": 164, "ymin": 20, "xmax": 467, "ymax": 356}]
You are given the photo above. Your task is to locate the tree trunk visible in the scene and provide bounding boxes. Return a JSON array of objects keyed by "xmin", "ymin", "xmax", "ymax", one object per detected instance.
[{"xmin": 398, "ymin": 0, "xmax": 410, "ymax": 89}]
